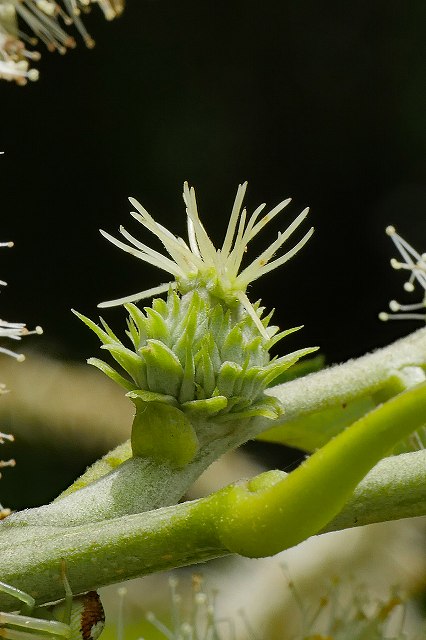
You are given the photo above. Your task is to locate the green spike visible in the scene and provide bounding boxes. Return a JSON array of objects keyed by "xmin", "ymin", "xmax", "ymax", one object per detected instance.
[
  {"xmin": 144, "ymin": 307, "xmax": 169, "ymax": 344},
  {"xmin": 179, "ymin": 341, "xmax": 195, "ymax": 404},
  {"xmin": 141, "ymin": 340, "xmax": 184, "ymax": 396},
  {"xmin": 182, "ymin": 396, "xmax": 228, "ymax": 417},
  {"xmin": 101, "ymin": 343, "xmax": 147, "ymax": 389},
  {"xmin": 221, "ymin": 325, "xmax": 244, "ymax": 362},
  {"xmin": 87, "ymin": 358, "xmax": 135, "ymax": 391},
  {"xmin": 72, "ymin": 310, "xmax": 114, "ymax": 346},
  {"xmin": 216, "ymin": 361, "xmax": 241, "ymax": 398}
]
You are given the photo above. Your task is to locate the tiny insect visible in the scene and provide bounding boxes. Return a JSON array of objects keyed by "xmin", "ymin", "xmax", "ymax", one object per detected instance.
[{"xmin": 0, "ymin": 562, "xmax": 105, "ymax": 640}]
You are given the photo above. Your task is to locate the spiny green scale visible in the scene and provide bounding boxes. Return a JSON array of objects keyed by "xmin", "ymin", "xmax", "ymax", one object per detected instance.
[{"xmin": 76, "ymin": 288, "xmax": 315, "ymax": 424}]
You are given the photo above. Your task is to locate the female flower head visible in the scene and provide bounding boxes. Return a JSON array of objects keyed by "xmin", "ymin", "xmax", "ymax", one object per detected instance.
[
  {"xmin": 78, "ymin": 183, "xmax": 316, "ymax": 465},
  {"xmin": 379, "ymin": 226, "xmax": 426, "ymax": 323},
  {"xmin": 100, "ymin": 181, "xmax": 314, "ymax": 340}
]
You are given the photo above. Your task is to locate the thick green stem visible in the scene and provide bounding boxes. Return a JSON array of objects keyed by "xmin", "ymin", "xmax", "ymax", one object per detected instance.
[
  {"xmin": 1, "ymin": 382, "xmax": 425, "ymax": 609},
  {"xmin": 19, "ymin": 326, "xmax": 426, "ymax": 529},
  {"xmin": 322, "ymin": 449, "xmax": 426, "ymax": 532},
  {"xmin": 0, "ymin": 499, "xmax": 222, "ymax": 610},
  {"xmin": 8, "ymin": 420, "xmax": 260, "ymax": 527},
  {"xmin": 216, "ymin": 381, "xmax": 426, "ymax": 556}
]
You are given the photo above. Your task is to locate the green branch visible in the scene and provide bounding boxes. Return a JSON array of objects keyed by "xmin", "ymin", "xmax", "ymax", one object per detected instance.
[
  {"xmin": 8, "ymin": 327, "xmax": 426, "ymax": 530},
  {"xmin": 322, "ymin": 448, "xmax": 426, "ymax": 532},
  {"xmin": 259, "ymin": 325, "xmax": 426, "ymax": 450},
  {"xmin": 1, "ymin": 381, "xmax": 425, "ymax": 609}
]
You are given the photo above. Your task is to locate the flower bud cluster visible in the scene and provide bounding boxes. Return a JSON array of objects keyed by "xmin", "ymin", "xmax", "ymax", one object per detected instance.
[{"xmin": 78, "ymin": 289, "xmax": 315, "ymax": 422}]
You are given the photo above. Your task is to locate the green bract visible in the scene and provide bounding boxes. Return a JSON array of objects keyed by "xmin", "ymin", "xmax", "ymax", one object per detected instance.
[{"xmin": 76, "ymin": 289, "xmax": 315, "ymax": 422}]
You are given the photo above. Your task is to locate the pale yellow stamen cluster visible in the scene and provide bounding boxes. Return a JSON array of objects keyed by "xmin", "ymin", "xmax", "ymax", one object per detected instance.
[
  {"xmin": 379, "ymin": 225, "xmax": 426, "ymax": 323},
  {"xmin": 0, "ymin": 0, "xmax": 124, "ymax": 84},
  {"xmin": 100, "ymin": 182, "xmax": 313, "ymax": 339}
]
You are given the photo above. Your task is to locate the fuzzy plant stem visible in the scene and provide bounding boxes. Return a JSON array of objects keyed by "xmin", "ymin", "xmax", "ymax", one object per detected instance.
[
  {"xmin": 322, "ymin": 449, "xmax": 426, "ymax": 532},
  {"xmin": 6, "ymin": 326, "xmax": 426, "ymax": 528},
  {"xmin": 260, "ymin": 325, "xmax": 426, "ymax": 450},
  {"xmin": 0, "ymin": 381, "xmax": 425, "ymax": 609},
  {"xmin": 9, "ymin": 424, "xmax": 260, "ymax": 527}
]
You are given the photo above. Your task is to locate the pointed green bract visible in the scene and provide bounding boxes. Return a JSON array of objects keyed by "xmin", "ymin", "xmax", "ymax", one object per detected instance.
[{"xmin": 78, "ymin": 289, "xmax": 316, "ymax": 432}]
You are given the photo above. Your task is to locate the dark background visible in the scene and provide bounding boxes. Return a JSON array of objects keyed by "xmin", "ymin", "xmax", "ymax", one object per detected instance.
[
  {"xmin": 0, "ymin": 1, "xmax": 426, "ymax": 507},
  {"xmin": 1, "ymin": 0, "xmax": 425, "ymax": 366}
]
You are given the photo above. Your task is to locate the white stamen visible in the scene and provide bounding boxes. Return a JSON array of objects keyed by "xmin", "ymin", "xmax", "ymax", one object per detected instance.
[
  {"xmin": 0, "ymin": 432, "xmax": 14, "ymax": 445},
  {"xmin": 0, "ymin": 347, "xmax": 25, "ymax": 361},
  {"xmin": 0, "ymin": 243, "xmax": 42, "ymax": 361},
  {"xmin": 391, "ymin": 300, "xmax": 425, "ymax": 312},
  {"xmin": 380, "ymin": 225, "xmax": 426, "ymax": 323},
  {"xmin": 0, "ymin": 459, "xmax": 15, "ymax": 468}
]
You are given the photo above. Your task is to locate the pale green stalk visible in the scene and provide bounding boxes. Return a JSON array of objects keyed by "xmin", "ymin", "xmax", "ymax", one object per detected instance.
[
  {"xmin": 260, "ymin": 325, "xmax": 426, "ymax": 450},
  {"xmin": 5, "ymin": 326, "xmax": 425, "ymax": 531},
  {"xmin": 0, "ymin": 380, "xmax": 425, "ymax": 610}
]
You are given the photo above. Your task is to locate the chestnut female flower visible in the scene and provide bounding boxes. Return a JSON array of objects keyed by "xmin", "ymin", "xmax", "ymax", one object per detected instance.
[{"xmin": 78, "ymin": 183, "xmax": 316, "ymax": 465}]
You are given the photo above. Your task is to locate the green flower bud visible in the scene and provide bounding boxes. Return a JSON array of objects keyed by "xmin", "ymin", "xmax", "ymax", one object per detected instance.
[
  {"xmin": 76, "ymin": 182, "xmax": 317, "ymax": 465},
  {"xmin": 76, "ymin": 289, "xmax": 315, "ymax": 426}
]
